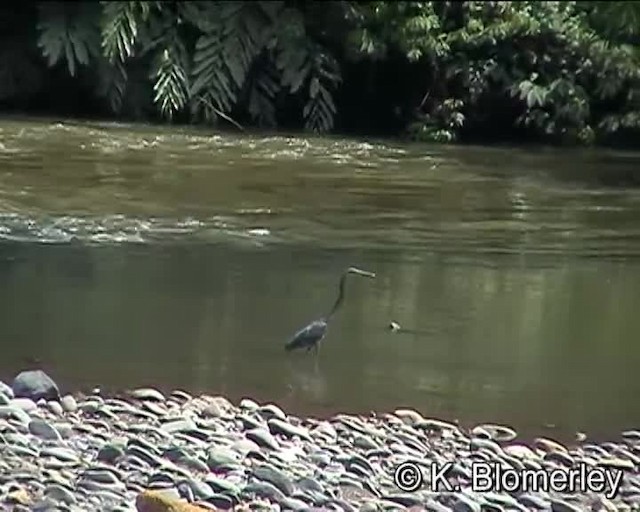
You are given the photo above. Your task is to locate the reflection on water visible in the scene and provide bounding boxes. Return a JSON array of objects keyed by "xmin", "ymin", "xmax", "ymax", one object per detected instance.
[{"xmin": 0, "ymin": 118, "xmax": 640, "ymax": 441}]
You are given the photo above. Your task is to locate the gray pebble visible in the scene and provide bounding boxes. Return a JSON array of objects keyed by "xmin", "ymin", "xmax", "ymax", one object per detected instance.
[
  {"xmin": 126, "ymin": 444, "xmax": 162, "ymax": 466},
  {"xmin": 452, "ymin": 495, "xmax": 482, "ymax": 512},
  {"xmin": 353, "ymin": 434, "xmax": 380, "ymax": 450},
  {"xmin": 622, "ymin": 430, "xmax": 640, "ymax": 441},
  {"xmin": 130, "ymin": 387, "xmax": 165, "ymax": 402},
  {"xmin": 207, "ymin": 447, "xmax": 241, "ymax": 471},
  {"xmin": 44, "ymin": 484, "xmax": 77, "ymax": 505},
  {"xmin": 308, "ymin": 451, "xmax": 331, "ymax": 467},
  {"xmin": 175, "ymin": 482, "xmax": 195, "ymax": 501},
  {"xmin": 97, "ymin": 442, "xmax": 125, "ymax": 464},
  {"xmin": 170, "ymin": 390, "xmax": 192, "ymax": 402},
  {"xmin": 46, "ymin": 401, "xmax": 64, "ymax": 416},
  {"xmin": 204, "ymin": 493, "xmax": 236, "ymax": 509},
  {"xmin": 81, "ymin": 467, "xmax": 122, "ymax": 485},
  {"xmin": 268, "ymin": 418, "xmax": 311, "ymax": 441},
  {"xmin": 253, "ymin": 463, "xmax": 295, "ymax": 496},
  {"xmin": 240, "ymin": 414, "xmax": 264, "ymax": 431},
  {"xmin": 0, "ymin": 380, "xmax": 14, "ymax": 399},
  {"xmin": 470, "ymin": 437, "xmax": 503, "ymax": 455},
  {"xmin": 472, "ymin": 424, "xmax": 517, "ymax": 443},
  {"xmin": 9, "ymin": 444, "xmax": 39, "ymax": 457},
  {"xmin": 0, "ymin": 390, "xmax": 11, "ymax": 406},
  {"xmin": 160, "ymin": 418, "xmax": 197, "ymax": 434},
  {"xmin": 60, "ymin": 395, "xmax": 77, "ymax": 413},
  {"xmin": 204, "ymin": 475, "xmax": 241, "ymax": 496},
  {"xmin": 142, "ymin": 400, "xmax": 167, "ymax": 417},
  {"xmin": 231, "ymin": 438, "xmax": 261, "ymax": 457},
  {"xmin": 243, "ymin": 480, "xmax": 287, "ymax": 503},
  {"xmin": 550, "ymin": 499, "xmax": 584, "ymax": 512},
  {"xmin": 258, "ymin": 403, "xmax": 287, "ymax": 420},
  {"xmin": 280, "ymin": 496, "xmax": 308, "ymax": 511},
  {"xmin": 425, "ymin": 500, "xmax": 453, "ymax": 512},
  {"xmin": 183, "ymin": 478, "xmax": 214, "ymax": 500},
  {"xmin": 10, "ymin": 397, "xmax": 38, "ymax": 412},
  {"xmin": 29, "ymin": 418, "xmax": 63, "ymax": 441},
  {"xmin": 76, "ymin": 477, "xmax": 126, "ymax": 493},
  {"xmin": 544, "ymin": 450, "xmax": 575, "ymax": 467},
  {"xmin": 517, "ymin": 494, "xmax": 550, "ymax": 509},
  {"xmin": 41, "ymin": 446, "xmax": 80, "ymax": 464},
  {"xmin": 0, "ymin": 405, "xmax": 31, "ymax": 425},
  {"xmin": 246, "ymin": 427, "xmax": 280, "ymax": 450},
  {"xmin": 239, "ymin": 398, "xmax": 260, "ymax": 411}
]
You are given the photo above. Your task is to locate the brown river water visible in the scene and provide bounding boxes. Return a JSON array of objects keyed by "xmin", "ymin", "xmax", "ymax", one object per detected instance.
[{"xmin": 0, "ymin": 118, "xmax": 639, "ymax": 442}]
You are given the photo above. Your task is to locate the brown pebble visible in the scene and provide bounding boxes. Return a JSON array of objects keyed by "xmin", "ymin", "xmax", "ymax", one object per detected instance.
[
  {"xmin": 7, "ymin": 488, "xmax": 31, "ymax": 505},
  {"xmin": 135, "ymin": 490, "xmax": 215, "ymax": 512}
]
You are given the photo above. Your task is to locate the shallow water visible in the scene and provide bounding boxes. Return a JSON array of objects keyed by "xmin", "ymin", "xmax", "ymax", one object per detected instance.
[{"xmin": 1, "ymin": 118, "xmax": 640, "ymax": 441}]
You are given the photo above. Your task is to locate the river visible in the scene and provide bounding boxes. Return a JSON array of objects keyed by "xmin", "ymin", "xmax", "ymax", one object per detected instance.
[{"xmin": 1, "ymin": 118, "xmax": 639, "ymax": 442}]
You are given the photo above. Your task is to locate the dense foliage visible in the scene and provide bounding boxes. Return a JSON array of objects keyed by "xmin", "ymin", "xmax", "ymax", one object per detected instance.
[{"xmin": 0, "ymin": 1, "xmax": 639, "ymax": 147}]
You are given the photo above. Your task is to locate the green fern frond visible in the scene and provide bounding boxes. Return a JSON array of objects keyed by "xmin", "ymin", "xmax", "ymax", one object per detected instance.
[
  {"xmin": 101, "ymin": 1, "xmax": 154, "ymax": 63},
  {"xmin": 272, "ymin": 7, "xmax": 341, "ymax": 132},
  {"xmin": 303, "ymin": 52, "xmax": 341, "ymax": 132},
  {"xmin": 152, "ymin": 40, "xmax": 190, "ymax": 120},
  {"xmin": 274, "ymin": 8, "xmax": 310, "ymax": 94},
  {"xmin": 95, "ymin": 58, "xmax": 128, "ymax": 113},
  {"xmin": 190, "ymin": 2, "xmax": 281, "ymax": 123},
  {"xmin": 191, "ymin": 30, "xmax": 236, "ymax": 117},
  {"xmin": 37, "ymin": 2, "xmax": 101, "ymax": 77},
  {"xmin": 247, "ymin": 59, "xmax": 280, "ymax": 127}
]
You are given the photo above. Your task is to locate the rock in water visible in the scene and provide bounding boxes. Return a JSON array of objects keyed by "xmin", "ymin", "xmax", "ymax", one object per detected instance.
[
  {"xmin": 135, "ymin": 490, "xmax": 210, "ymax": 512},
  {"xmin": 12, "ymin": 370, "xmax": 60, "ymax": 401}
]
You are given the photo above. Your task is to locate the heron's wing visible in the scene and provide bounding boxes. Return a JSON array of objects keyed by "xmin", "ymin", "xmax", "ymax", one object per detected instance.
[{"xmin": 285, "ymin": 319, "xmax": 327, "ymax": 350}]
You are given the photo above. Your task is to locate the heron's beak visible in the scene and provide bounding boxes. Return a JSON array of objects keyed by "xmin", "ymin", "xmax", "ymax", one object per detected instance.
[{"xmin": 348, "ymin": 267, "xmax": 376, "ymax": 278}]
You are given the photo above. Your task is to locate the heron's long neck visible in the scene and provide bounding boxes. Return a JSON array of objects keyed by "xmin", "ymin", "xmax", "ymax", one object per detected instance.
[{"xmin": 327, "ymin": 273, "xmax": 348, "ymax": 319}]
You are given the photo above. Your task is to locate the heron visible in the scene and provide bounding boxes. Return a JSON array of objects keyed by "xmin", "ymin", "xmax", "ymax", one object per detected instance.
[{"xmin": 284, "ymin": 266, "xmax": 376, "ymax": 354}]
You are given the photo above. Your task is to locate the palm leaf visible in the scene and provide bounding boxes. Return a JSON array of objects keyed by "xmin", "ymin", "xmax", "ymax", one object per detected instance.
[
  {"xmin": 37, "ymin": 2, "xmax": 101, "ymax": 77},
  {"xmin": 101, "ymin": 1, "xmax": 155, "ymax": 63},
  {"xmin": 247, "ymin": 58, "xmax": 280, "ymax": 127},
  {"xmin": 152, "ymin": 39, "xmax": 190, "ymax": 119},
  {"xmin": 95, "ymin": 57, "xmax": 128, "ymax": 113},
  {"xmin": 189, "ymin": 1, "xmax": 281, "ymax": 123},
  {"xmin": 273, "ymin": 7, "xmax": 341, "ymax": 132}
]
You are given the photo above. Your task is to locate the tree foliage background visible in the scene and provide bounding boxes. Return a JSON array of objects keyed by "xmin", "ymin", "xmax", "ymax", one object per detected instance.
[{"xmin": 1, "ymin": 1, "xmax": 639, "ymax": 147}]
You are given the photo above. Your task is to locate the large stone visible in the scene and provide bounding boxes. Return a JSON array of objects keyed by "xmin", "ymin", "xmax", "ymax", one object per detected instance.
[
  {"xmin": 135, "ymin": 490, "xmax": 211, "ymax": 512},
  {"xmin": 12, "ymin": 370, "xmax": 60, "ymax": 401}
]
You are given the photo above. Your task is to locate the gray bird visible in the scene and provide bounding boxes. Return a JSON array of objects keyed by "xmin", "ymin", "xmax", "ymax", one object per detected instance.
[{"xmin": 284, "ymin": 267, "xmax": 376, "ymax": 354}]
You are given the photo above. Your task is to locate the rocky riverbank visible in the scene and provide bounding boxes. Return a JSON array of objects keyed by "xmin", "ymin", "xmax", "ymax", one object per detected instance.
[{"xmin": 0, "ymin": 370, "xmax": 638, "ymax": 511}]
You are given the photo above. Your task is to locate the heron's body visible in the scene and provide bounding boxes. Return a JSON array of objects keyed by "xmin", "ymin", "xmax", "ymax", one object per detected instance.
[
  {"xmin": 284, "ymin": 267, "xmax": 375, "ymax": 354},
  {"xmin": 284, "ymin": 319, "xmax": 328, "ymax": 353}
]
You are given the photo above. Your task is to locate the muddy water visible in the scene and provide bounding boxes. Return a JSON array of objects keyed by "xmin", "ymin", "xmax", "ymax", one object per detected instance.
[{"xmin": 1, "ymin": 118, "xmax": 640, "ymax": 440}]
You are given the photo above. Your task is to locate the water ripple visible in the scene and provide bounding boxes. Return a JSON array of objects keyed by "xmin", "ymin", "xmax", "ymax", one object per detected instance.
[
  {"xmin": 0, "ymin": 213, "xmax": 273, "ymax": 247},
  {"xmin": 0, "ymin": 119, "xmax": 639, "ymax": 260}
]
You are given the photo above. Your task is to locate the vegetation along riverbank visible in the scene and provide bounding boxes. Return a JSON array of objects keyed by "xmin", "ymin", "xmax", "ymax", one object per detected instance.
[
  {"xmin": 0, "ymin": 369, "xmax": 638, "ymax": 510},
  {"xmin": 1, "ymin": 1, "xmax": 640, "ymax": 148}
]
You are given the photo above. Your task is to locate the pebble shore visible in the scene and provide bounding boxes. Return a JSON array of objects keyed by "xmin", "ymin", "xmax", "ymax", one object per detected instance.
[{"xmin": 0, "ymin": 370, "xmax": 639, "ymax": 511}]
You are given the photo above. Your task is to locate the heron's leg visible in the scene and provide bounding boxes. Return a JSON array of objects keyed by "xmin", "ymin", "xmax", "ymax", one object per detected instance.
[{"xmin": 313, "ymin": 343, "xmax": 319, "ymax": 356}]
